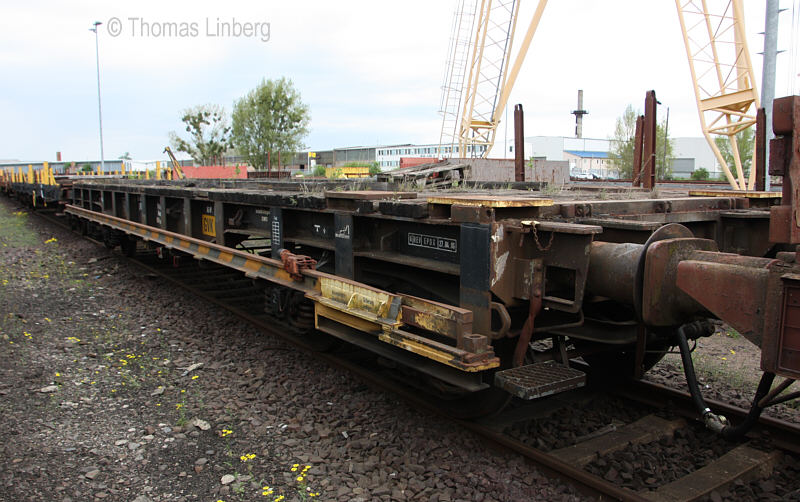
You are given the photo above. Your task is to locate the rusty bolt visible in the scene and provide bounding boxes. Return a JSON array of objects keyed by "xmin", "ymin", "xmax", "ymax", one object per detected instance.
[{"xmin": 461, "ymin": 334, "xmax": 489, "ymax": 354}]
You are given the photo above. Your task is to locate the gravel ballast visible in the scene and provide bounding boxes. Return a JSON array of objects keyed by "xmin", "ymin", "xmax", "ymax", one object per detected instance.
[{"xmin": 0, "ymin": 201, "xmax": 588, "ymax": 501}]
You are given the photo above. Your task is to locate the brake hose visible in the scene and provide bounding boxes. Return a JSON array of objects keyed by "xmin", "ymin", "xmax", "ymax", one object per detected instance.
[{"xmin": 676, "ymin": 324, "xmax": 775, "ymax": 439}]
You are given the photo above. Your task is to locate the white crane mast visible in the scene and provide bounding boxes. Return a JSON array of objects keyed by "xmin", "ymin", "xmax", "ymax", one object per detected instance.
[{"xmin": 438, "ymin": 0, "xmax": 548, "ymax": 159}]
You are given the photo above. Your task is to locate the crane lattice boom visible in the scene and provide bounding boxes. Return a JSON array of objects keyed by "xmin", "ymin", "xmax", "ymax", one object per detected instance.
[{"xmin": 675, "ymin": 0, "xmax": 758, "ymax": 189}]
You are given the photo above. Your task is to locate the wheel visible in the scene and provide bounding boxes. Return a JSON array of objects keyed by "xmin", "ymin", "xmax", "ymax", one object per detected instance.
[
  {"xmin": 264, "ymin": 286, "xmax": 338, "ymax": 352},
  {"xmin": 102, "ymin": 229, "xmax": 122, "ymax": 249},
  {"xmin": 120, "ymin": 236, "xmax": 138, "ymax": 257},
  {"xmin": 578, "ymin": 340, "xmax": 668, "ymax": 379}
]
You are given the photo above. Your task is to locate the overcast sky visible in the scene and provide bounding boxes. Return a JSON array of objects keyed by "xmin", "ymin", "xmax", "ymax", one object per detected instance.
[{"xmin": 1, "ymin": 0, "xmax": 798, "ymax": 162}]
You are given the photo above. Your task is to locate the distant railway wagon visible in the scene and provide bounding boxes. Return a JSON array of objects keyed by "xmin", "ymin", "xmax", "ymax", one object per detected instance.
[{"xmin": 4, "ymin": 97, "xmax": 800, "ymax": 432}]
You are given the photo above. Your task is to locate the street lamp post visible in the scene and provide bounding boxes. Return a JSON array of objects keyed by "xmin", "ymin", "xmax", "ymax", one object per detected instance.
[{"xmin": 89, "ymin": 21, "xmax": 105, "ymax": 173}]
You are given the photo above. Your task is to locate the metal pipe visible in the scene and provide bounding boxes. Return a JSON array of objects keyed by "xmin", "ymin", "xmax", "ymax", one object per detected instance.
[
  {"xmin": 758, "ymin": 377, "xmax": 795, "ymax": 407},
  {"xmin": 90, "ymin": 21, "xmax": 105, "ymax": 173},
  {"xmin": 762, "ymin": 0, "xmax": 780, "ymax": 191},
  {"xmin": 514, "ymin": 104, "xmax": 524, "ymax": 182}
]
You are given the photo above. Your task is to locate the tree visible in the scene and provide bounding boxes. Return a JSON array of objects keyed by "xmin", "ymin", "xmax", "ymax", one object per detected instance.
[
  {"xmin": 691, "ymin": 167, "xmax": 710, "ymax": 181},
  {"xmin": 169, "ymin": 104, "xmax": 231, "ymax": 166},
  {"xmin": 231, "ymin": 78, "xmax": 310, "ymax": 171},
  {"xmin": 609, "ymin": 105, "xmax": 673, "ymax": 180},
  {"xmin": 118, "ymin": 152, "xmax": 132, "ymax": 160},
  {"xmin": 714, "ymin": 127, "xmax": 754, "ymax": 178}
]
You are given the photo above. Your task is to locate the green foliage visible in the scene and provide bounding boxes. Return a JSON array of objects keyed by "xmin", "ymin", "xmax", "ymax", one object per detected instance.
[
  {"xmin": 80, "ymin": 163, "xmax": 92, "ymax": 173},
  {"xmin": 312, "ymin": 165, "xmax": 326, "ymax": 177},
  {"xmin": 609, "ymin": 104, "xmax": 673, "ymax": 181},
  {"xmin": 0, "ymin": 209, "xmax": 40, "ymax": 248},
  {"xmin": 118, "ymin": 152, "xmax": 132, "ymax": 160},
  {"xmin": 369, "ymin": 162, "xmax": 381, "ymax": 176},
  {"xmin": 169, "ymin": 104, "xmax": 231, "ymax": 166},
  {"xmin": 691, "ymin": 167, "xmax": 710, "ymax": 181},
  {"xmin": 231, "ymin": 77, "xmax": 310, "ymax": 171},
  {"xmin": 714, "ymin": 127, "xmax": 754, "ymax": 179}
]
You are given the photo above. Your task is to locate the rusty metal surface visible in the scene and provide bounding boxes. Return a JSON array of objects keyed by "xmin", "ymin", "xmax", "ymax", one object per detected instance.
[
  {"xmin": 770, "ymin": 204, "xmax": 793, "ymax": 242},
  {"xmin": 641, "ymin": 237, "xmax": 718, "ymax": 327},
  {"xmin": 633, "ymin": 223, "xmax": 694, "ymax": 324},
  {"xmin": 642, "ymin": 90, "xmax": 657, "ymax": 190},
  {"xmin": 513, "ymin": 261, "xmax": 543, "ymax": 367},
  {"xmin": 514, "ymin": 104, "xmax": 525, "ymax": 182},
  {"xmin": 676, "ymin": 258, "xmax": 784, "ymax": 350},
  {"xmin": 426, "ymin": 194, "xmax": 554, "ymax": 207},
  {"xmin": 756, "ymin": 107, "xmax": 767, "ymax": 191},
  {"xmin": 376, "ymin": 329, "xmax": 499, "ymax": 371},
  {"xmin": 770, "ymin": 96, "xmax": 800, "ymax": 243},
  {"xmin": 279, "ymin": 249, "xmax": 317, "ymax": 281},
  {"xmin": 587, "ymin": 242, "xmax": 641, "ymax": 305},
  {"xmin": 324, "ymin": 190, "xmax": 417, "ymax": 200},
  {"xmin": 493, "ymin": 360, "xmax": 586, "ymax": 400},
  {"xmin": 778, "ymin": 275, "xmax": 800, "ymax": 378},
  {"xmin": 632, "ymin": 115, "xmax": 644, "ymax": 188},
  {"xmin": 399, "ymin": 294, "xmax": 473, "ymax": 341},
  {"xmin": 719, "ymin": 210, "xmax": 773, "ymax": 257}
]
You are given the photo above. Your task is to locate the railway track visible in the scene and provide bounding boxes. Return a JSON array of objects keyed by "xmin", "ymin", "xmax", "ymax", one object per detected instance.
[{"xmin": 30, "ymin": 206, "xmax": 800, "ymax": 502}]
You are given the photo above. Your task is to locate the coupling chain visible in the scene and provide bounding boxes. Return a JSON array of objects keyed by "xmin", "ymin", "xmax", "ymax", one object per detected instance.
[{"xmin": 530, "ymin": 222, "xmax": 554, "ymax": 251}]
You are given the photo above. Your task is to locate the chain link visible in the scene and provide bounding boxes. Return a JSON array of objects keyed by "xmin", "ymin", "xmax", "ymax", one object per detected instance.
[{"xmin": 530, "ymin": 223, "xmax": 554, "ymax": 251}]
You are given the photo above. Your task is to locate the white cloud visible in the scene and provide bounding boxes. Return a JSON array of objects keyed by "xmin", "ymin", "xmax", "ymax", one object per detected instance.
[{"xmin": 1, "ymin": 0, "xmax": 792, "ymax": 162}]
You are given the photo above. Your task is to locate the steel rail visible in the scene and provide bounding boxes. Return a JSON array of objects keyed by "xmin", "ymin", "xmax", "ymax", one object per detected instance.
[
  {"xmin": 616, "ymin": 379, "xmax": 800, "ymax": 454},
  {"xmin": 127, "ymin": 252, "xmax": 643, "ymax": 501},
  {"xmin": 29, "ymin": 206, "xmax": 798, "ymax": 502}
]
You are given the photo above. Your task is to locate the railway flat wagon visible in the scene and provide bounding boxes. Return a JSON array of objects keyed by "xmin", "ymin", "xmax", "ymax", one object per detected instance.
[{"xmin": 9, "ymin": 97, "xmax": 800, "ymax": 429}]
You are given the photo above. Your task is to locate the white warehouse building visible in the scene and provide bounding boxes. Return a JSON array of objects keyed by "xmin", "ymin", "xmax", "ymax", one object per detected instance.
[{"xmin": 369, "ymin": 135, "xmax": 720, "ymax": 179}]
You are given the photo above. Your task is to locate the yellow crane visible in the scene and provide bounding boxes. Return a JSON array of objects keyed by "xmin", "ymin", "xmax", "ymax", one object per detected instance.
[
  {"xmin": 163, "ymin": 146, "xmax": 187, "ymax": 180},
  {"xmin": 675, "ymin": 0, "xmax": 760, "ymax": 190},
  {"xmin": 438, "ymin": 0, "xmax": 548, "ymax": 158},
  {"xmin": 439, "ymin": 0, "xmax": 760, "ymax": 190}
]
